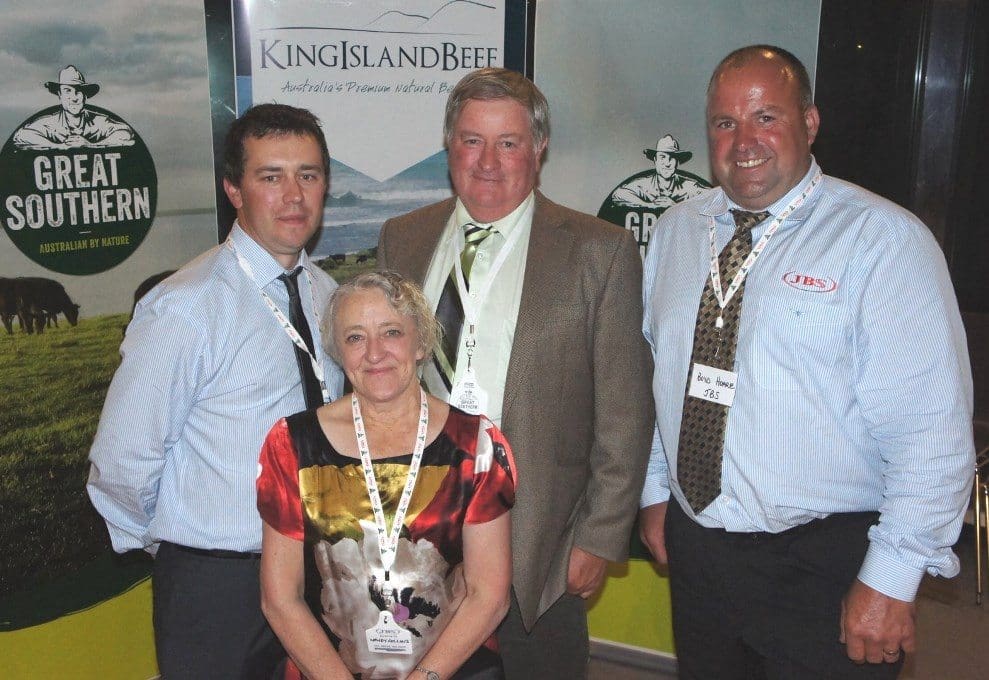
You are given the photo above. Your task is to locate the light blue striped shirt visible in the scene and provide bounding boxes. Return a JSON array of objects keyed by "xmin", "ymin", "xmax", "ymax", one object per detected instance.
[
  {"xmin": 87, "ymin": 224, "xmax": 343, "ymax": 553},
  {"xmin": 640, "ymin": 160, "xmax": 974, "ymax": 602}
]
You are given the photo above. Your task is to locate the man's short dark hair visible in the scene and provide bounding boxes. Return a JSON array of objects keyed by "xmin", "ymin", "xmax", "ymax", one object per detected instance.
[
  {"xmin": 708, "ymin": 45, "xmax": 814, "ymax": 110},
  {"xmin": 223, "ymin": 103, "xmax": 331, "ymax": 185}
]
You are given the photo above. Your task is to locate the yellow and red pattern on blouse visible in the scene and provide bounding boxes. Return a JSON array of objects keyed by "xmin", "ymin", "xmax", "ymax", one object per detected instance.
[{"xmin": 257, "ymin": 406, "xmax": 516, "ymax": 680}]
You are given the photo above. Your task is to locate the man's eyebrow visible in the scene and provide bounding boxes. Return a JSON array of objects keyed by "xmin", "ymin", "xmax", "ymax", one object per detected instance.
[{"xmin": 250, "ymin": 163, "xmax": 324, "ymax": 175}]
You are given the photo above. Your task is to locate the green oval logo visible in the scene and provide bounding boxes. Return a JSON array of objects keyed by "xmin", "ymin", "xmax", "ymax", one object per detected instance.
[
  {"xmin": 597, "ymin": 134, "xmax": 711, "ymax": 258},
  {"xmin": 1, "ymin": 104, "xmax": 157, "ymax": 275}
]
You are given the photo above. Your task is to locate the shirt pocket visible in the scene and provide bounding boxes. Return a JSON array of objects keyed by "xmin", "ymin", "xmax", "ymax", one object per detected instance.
[{"xmin": 748, "ymin": 296, "xmax": 850, "ymax": 392}]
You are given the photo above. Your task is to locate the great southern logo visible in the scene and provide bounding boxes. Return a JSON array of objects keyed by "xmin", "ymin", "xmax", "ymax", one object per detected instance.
[
  {"xmin": 1, "ymin": 65, "xmax": 157, "ymax": 275},
  {"xmin": 598, "ymin": 133, "xmax": 711, "ymax": 258},
  {"xmin": 782, "ymin": 271, "xmax": 838, "ymax": 293}
]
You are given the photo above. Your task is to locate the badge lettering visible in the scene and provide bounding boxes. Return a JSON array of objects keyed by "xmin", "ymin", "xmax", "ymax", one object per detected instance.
[{"xmin": 783, "ymin": 271, "xmax": 838, "ymax": 293}]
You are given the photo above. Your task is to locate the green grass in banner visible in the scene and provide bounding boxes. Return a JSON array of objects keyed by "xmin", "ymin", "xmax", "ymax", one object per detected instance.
[
  {"xmin": 0, "ymin": 314, "xmax": 126, "ymax": 599},
  {"xmin": 0, "ymin": 261, "xmax": 384, "ymax": 604}
]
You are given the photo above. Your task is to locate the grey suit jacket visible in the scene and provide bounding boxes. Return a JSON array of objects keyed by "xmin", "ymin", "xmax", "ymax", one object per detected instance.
[{"xmin": 378, "ymin": 192, "xmax": 654, "ymax": 629}]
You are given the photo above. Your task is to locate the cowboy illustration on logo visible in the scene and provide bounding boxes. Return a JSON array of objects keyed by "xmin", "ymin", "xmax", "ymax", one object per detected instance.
[
  {"xmin": 598, "ymin": 133, "xmax": 711, "ymax": 258},
  {"xmin": 2, "ymin": 65, "xmax": 156, "ymax": 276},
  {"xmin": 13, "ymin": 66, "xmax": 136, "ymax": 151}
]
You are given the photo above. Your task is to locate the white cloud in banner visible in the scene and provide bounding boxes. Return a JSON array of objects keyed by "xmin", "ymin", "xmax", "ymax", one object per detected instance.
[{"xmin": 248, "ymin": 0, "xmax": 505, "ymax": 182}]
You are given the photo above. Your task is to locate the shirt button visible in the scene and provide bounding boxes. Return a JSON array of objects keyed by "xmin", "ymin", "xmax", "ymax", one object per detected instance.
[{"xmin": 477, "ymin": 252, "xmax": 486, "ymax": 259}]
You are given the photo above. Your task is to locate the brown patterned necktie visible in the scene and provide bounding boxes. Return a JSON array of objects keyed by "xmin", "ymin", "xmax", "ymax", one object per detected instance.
[
  {"xmin": 676, "ymin": 209, "xmax": 770, "ymax": 513},
  {"xmin": 432, "ymin": 223, "xmax": 495, "ymax": 391}
]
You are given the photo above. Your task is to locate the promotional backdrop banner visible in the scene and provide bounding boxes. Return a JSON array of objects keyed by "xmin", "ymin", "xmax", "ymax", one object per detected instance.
[
  {"xmin": 1, "ymin": 2, "xmax": 216, "ymax": 677},
  {"xmin": 537, "ymin": 0, "xmax": 821, "ymax": 260},
  {"xmin": 207, "ymin": 0, "xmax": 531, "ymax": 278}
]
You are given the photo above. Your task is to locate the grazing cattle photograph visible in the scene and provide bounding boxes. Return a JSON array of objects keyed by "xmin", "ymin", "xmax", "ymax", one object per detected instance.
[
  {"xmin": 123, "ymin": 270, "xmax": 176, "ymax": 333},
  {"xmin": 0, "ymin": 276, "xmax": 80, "ymax": 334},
  {"xmin": 13, "ymin": 277, "xmax": 80, "ymax": 334},
  {"xmin": 0, "ymin": 277, "xmax": 16, "ymax": 333}
]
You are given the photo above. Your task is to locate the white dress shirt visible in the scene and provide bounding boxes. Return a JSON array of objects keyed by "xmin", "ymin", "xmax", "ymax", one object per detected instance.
[{"xmin": 420, "ymin": 193, "xmax": 534, "ymax": 426}]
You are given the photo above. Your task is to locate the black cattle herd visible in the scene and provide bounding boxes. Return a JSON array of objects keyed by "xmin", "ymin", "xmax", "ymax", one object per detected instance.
[
  {"xmin": 0, "ymin": 276, "xmax": 80, "ymax": 335},
  {"xmin": 2, "ymin": 251, "xmax": 375, "ymax": 337}
]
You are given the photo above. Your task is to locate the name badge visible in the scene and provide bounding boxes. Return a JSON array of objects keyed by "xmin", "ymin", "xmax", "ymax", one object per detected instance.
[
  {"xmin": 687, "ymin": 363, "xmax": 737, "ymax": 407},
  {"xmin": 365, "ymin": 609, "xmax": 413, "ymax": 655},
  {"xmin": 449, "ymin": 366, "xmax": 488, "ymax": 414}
]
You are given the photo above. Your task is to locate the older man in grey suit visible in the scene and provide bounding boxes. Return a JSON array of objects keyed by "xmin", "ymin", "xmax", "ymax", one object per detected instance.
[{"xmin": 378, "ymin": 68, "xmax": 654, "ymax": 679}]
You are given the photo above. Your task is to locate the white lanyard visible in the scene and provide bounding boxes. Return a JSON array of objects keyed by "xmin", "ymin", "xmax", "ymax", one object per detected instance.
[
  {"xmin": 450, "ymin": 220, "xmax": 527, "ymax": 367},
  {"xmin": 707, "ymin": 171, "xmax": 822, "ymax": 328},
  {"xmin": 352, "ymin": 388, "xmax": 429, "ymax": 581},
  {"xmin": 226, "ymin": 238, "xmax": 330, "ymax": 404}
]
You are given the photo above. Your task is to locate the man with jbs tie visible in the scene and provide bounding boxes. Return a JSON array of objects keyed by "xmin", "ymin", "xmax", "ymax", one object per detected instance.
[{"xmin": 638, "ymin": 44, "xmax": 973, "ymax": 679}]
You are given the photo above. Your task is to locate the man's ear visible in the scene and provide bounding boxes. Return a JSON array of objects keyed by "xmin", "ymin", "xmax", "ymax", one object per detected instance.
[
  {"xmin": 222, "ymin": 178, "xmax": 243, "ymax": 210},
  {"xmin": 804, "ymin": 105, "xmax": 821, "ymax": 146},
  {"xmin": 534, "ymin": 139, "xmax": 548, "ymax": 171}
]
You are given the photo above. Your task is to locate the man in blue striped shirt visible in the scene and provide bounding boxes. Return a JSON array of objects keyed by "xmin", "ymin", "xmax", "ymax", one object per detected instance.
[
  {"xmin": 638, "ymin": 45, "xmax": 973, "ymax": 679},
  {"xmin": 87, "ymin": 104, "xmax": 343, "ymax": 679}
]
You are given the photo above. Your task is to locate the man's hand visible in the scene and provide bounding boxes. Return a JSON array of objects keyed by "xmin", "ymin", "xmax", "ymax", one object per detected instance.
[
  {"xmin": 652, "ymin": 195, "xmax": 677, "ymax": 209},
  {"xmin": 566, "ymin": 546, "xmax": 608, "ymax": 598},
  {"xmin": 638, "ymin": 502, "xmax": 669, "ymax": 564},
  {"xmin": 840, "ymin": 579, "xmax": 916, "ymax": 664}
]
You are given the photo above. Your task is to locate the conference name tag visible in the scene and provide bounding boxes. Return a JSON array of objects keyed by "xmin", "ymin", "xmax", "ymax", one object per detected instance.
[
  {"xmin": 450, "ymin": 366, "xmax": 488, "ymax": 415},
  {"xmin": 688, "ymin": 363, "xmax": 737, "ymax": 407},
  {"xmin": 365, "ymin": 610, "xmax": 413, "ymax": 655}
]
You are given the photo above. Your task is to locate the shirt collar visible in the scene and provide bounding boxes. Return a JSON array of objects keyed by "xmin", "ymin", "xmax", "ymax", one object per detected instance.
[
  {"xmin": 228, "ymin": 221, "xmax": 310, "ymax": 287},
  {"xmin": 58, "ymin": 108, "xmax": 90, "ymax": 131},
  {"xmin": 701, "ymin": 157, "xmax": 821, "ymax": 223},
  {"xmin": 453, "ymin": 191, "xmax": 535, "ymax": 239},
  {"xmin": 651, "ymin": 174, "xmax": 677, "ymax": 191}
]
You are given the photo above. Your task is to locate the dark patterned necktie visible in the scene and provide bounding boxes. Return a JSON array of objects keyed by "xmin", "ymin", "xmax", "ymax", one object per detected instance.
[
  {"xmin": 676, "ymin": 209, "xmax": 770, "ymax": 513},
  {"xmin": 433, "ymin": 224, "xmax": 495, "ymax": 391},
  {"xmin": 278, "ymin": 267, "xmax": 323, "ymax": 409}
]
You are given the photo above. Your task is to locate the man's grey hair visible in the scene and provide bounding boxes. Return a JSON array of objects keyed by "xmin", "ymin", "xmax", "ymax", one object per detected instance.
[
  {"xmin": 708, "ymin": 45, "xmax": 814, "ymax": 110},
  {"xmin": 321, "ymin": 270, "xmax": 441, "ymax": 367},
  {"xmin": 444, "ymin": 67, "xmax": 550, "ymax": 150}
]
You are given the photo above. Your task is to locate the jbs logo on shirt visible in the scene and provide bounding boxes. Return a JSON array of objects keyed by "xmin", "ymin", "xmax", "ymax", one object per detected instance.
[{"xmin": 782, "ymin": 271, "xmax": 838, "ymax": 293}]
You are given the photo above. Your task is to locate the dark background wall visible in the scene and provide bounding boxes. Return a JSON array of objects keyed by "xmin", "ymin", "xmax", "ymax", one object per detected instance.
[{"xmin": 814, "ymin": 0, "xmax": 988, "ymax": 416}]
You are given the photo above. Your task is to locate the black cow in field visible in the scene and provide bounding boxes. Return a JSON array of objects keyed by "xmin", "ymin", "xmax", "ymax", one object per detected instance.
[
  {"xmin": 124, "ymin": 270, "xmax": 176, "ymax": 334},
  {"xmin": 14, "ymin": 277, "xmax": 80, "ymax": 334},
  {"xmin": 0, "ymin": 278, "xmax": 17, "ymax": 334},
  {"xmin": 331, "ymin": 253, "xmax": 346, "ymax": 264}
]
